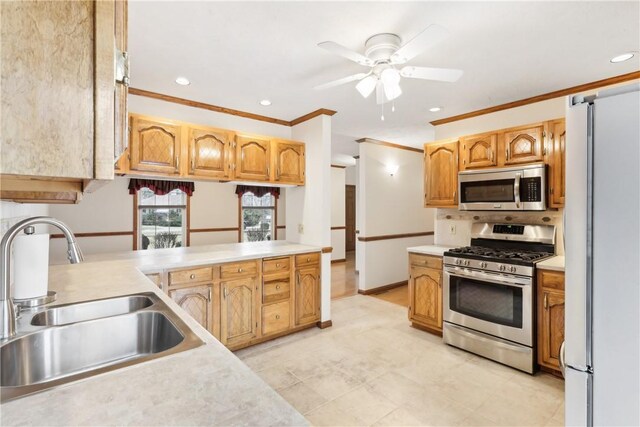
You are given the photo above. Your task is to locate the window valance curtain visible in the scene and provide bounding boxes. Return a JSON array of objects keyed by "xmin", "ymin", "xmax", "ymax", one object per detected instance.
[
  {"xmin": 128, "ymin": 178, "xmax": 195, "ymax": 196},
  {"xmin": 235, "ymin": 185, "xmax": 280, "ymax": 199}
]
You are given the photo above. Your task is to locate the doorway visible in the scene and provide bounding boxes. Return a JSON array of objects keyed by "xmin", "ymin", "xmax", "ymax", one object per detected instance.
[{"xmin": 345, "ymin": 185, "xmax": 356, "ymax": 252}]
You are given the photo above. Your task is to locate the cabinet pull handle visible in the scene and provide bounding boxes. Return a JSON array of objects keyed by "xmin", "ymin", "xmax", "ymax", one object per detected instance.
[
  {"xmin": 190, "ymin": 274, "xmax": 196, "ymax": 279},
  {"xmin": 223, "ymin": 287, "xmax": 228, "ymax": 299},
  {"xmin": 267, "ymin": 166, "xmax": 270, "ymax": 177},
  {"xmin": 296, "ymin": 271, "xmax": 301, "ymax": 286},
  {"xmin": 544, "ymin": 294, "xmax": 548, "ymax": 310},
  {"xmin": 191, "ymin": 158, "xmax": 195, "ymax": 171},
  {"xmin": 208, "ymin": 288, "xmax": 212, "ymax": 302}
]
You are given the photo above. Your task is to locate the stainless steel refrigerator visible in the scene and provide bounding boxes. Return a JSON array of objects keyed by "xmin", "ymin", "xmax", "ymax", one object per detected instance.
[{"xmin": 564, "ymin": 83, "xmax": 640, "ymax": 426}]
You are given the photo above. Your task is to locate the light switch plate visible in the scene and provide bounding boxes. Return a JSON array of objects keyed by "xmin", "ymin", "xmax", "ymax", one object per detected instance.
[
  {"xmin": 449, "ymin": 225, "xmax": 456, "ymax": 235},
  {"xmin": 298, "ymin": 223, "xmax": 304, "ymax": 234}
]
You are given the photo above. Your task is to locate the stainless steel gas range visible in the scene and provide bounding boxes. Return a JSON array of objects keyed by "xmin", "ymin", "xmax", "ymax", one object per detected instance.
[{"xmin": 442, "ymin": 222, "xmax": 556, "ymax": 374}]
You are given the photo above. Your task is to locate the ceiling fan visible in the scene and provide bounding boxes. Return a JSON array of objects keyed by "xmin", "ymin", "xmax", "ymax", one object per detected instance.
[{"xmin": 314, "ymin": 25, "xmax": 463, "ymax": 106}]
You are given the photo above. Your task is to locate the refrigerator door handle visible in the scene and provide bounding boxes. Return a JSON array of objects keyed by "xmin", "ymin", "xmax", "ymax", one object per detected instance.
[{"xmin": 559, "ymin": 340, "xmax": 566, "ymax": 378}]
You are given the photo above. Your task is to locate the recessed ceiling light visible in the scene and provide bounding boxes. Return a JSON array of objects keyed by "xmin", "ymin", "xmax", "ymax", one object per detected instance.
[
  {"xmin": 175, "ymin": 77, "xmax": 190, "ymax": 86},
  {"xmin": 429, "ymin": 107, "xmax": 442, "ymax": 112},
  {"xmin": 610, "ymin": 53, "xmax": 634, "ymax": 63},
  {"xmin": 259, "ymin": 99, "xmax": 272, "ymax": 106}
]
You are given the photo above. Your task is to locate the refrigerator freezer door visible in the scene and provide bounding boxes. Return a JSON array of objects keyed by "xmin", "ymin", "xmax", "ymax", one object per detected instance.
[
  {"xmin": 565, "ymin": 367, "xmax": 591, "ymax": 427},
  {"xmin": 564, "ymin": 101, "xmax": 590, "ymax": 370},
  {"xmin": 591, "ymin": 89, "xmax": 640, "ymax": 426}
]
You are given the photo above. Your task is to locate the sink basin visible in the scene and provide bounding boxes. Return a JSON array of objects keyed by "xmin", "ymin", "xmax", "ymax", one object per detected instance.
[
  {"xmin": 31, "ymin": 295, "xmax": 153, "ymax": 326},
  {"xmin": 1, "ymin": 293, "xmax": 203, "ymax": 401}
]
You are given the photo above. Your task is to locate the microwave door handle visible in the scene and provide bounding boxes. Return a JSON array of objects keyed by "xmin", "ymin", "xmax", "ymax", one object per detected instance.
[{"xmin": 514, "ymin": 172, "xmax": 522, "ymax": 208}]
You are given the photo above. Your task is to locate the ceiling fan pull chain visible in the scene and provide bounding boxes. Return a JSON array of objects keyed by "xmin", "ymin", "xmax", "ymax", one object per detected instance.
[
  {"xmin": 392, "ymin": 100, "xmax": 396, "ymax": 113},
  {"xmin": 381, "ymin": 102, "xmax": 385, "ymax": 121}
]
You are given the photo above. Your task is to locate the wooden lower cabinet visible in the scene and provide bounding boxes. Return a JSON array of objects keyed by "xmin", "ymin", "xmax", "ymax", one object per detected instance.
[
  {"xmin": 221, "ymin": 276, "xmax": 258, "ymax": 348},
  {"xmin": 408, "ymin": 254, "xmax": 443, "ymax": 334},
  {"xmin": 169, "ymin": 284, "xmax": 214, "ymax": 333},
  {"xmin": 537, "ymin": 269, "xmax": 565, "ymax": 374},
  {"xmin": 295, "ymin": 265, "xmax": 321, "ymax": 326},
  {"xmin": 262, "ymin": 301, "xmax": 291, "ymax": 336}
]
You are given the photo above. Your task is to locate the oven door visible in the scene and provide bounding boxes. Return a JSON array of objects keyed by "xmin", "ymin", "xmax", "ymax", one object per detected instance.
[{"xmin": 443, "ymin": 266, "xmax": 533, "ymax": 346}]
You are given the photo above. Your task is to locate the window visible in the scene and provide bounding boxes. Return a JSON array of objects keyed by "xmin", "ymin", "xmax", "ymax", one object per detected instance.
[
  {"xmin": 137, "ymin": 188, "xmax": 187, "ymax": 250},
  {"xmin": 241, "ymin": 192, "xmax": 275, "ymax": 242}
]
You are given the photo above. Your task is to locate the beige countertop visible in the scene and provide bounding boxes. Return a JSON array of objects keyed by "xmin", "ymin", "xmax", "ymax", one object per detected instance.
[
  {"xmin": 1, "ymin": 241, "xmax": 316, "ymax": 426},
  {"xmin": 536, "ymin": 255, "xmax": 565, "ymax": 272},
  {"xmin": 406, "ymin": 244, "xmax": 452, "ymax": 257}
]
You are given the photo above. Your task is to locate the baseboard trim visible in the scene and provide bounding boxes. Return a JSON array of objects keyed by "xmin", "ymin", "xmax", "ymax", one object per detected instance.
[
  {"xmin": 358, "ymin": 280, "xmax": 408, "ymax": 295},
  {"xmin": 331, "ymin": 258, "xmax": 346, "ymax": 264},
  {"xmin": 316, "ymin": 320, "xmax": 333, "ymax": 329}
]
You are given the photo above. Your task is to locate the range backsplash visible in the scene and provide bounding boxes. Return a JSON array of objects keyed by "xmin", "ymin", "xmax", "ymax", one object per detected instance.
[{"xmin": 434, "ymin": 208, "xmax": 564, "ymax": 255}]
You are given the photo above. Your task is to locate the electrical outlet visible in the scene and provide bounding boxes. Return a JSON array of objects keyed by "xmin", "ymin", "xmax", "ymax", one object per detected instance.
[
  {"xmin": 298, "ymin": 223, "xmax": 304, "ymax": 234},
  {"xmin": 449, "ymin": 225, "xmax": 456, "ymax": 235}
]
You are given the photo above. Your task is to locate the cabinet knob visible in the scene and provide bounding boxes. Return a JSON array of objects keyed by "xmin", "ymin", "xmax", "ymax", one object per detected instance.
[
  {"xmin": 276, "ymin": 285, "xmax": 281, "ymax": 290},
  {"xmin": 238, "ymin": 268, "xmax": 243, "ymax": 273},
  {"xmin": 275, "ymin": 315, "xmax": 280, "ymax": 320},
  {"xmin": 276, "ymin": 263, "xmax": 280, "ymax": 268},
  {"xmin": 190, "ymin": 274, "xmax": 196, "ymax": 279},
  {"xmin": 307, "ymin": 257, "xmax": 310, "ymax": 262}
]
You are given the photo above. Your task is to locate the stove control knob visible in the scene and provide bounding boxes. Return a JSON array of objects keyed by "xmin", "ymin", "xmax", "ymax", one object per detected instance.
[
  {"xmin": 510, "ymin": 266, "xmax": 517, "ymax": 273},
  {"xmin": 455, "ymin": 259, "xmax": 461, "ymax": 265},
  {"xmin": 499, "ymin": 265, "xmax": 506, "ymax": 272},
  {"xmin": 464, "ymin": 260, "xmax": 470, "ymax": 266},
  {"xmin": 480, "ymin": 262, "xmax": 487, "ymax": 268}
]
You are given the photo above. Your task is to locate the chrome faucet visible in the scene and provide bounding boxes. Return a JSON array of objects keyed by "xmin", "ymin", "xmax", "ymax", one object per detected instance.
[{"xmin": 1, "ymin": 216, "xmax": 83, "ymax": 340}]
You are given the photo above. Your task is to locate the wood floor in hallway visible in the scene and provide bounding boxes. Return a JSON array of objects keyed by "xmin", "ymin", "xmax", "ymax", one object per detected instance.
[{"xmin": 331, "ymin": 251, "xmax": 357, "ymax": 299}]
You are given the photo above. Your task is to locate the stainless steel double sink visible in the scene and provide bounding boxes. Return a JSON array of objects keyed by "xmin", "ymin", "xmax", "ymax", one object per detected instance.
[{"xmin": 0, "ymin": 293, "xmax": 204, "ymax": 402}]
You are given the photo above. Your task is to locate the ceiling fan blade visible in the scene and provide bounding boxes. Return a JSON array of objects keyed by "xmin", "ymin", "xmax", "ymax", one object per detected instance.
[
  {"xmin": 313, "ymin": 72, "xmax": 369, "ymax": 90},
  {"xmin": 318, "ymin": 41, "xmax": 373, "ymax": 66},
  {"xmin": 400, "ymin": 66, "xmax": 463, "ymax": 82},
  {"xmin": 391, "ymin": 24, "xmax": 449, "ymax": 64}
]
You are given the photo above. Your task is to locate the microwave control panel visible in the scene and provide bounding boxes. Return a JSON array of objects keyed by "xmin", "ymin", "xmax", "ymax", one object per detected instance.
[{"xmin": 520, "ymin": 177, "xmax": 542, "ymax": 202}]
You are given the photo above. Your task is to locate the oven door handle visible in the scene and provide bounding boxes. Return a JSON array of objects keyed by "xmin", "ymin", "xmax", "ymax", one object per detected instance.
[
  {"xmin": 445, "ymin": 266, "xmax": 531, "ymax": 287},
  {"xmin": 514, "ymin": 172, "xmax": 522, "ymax": 208}
]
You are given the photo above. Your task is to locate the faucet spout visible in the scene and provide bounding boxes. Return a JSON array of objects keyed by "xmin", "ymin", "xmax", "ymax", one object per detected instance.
[{"xmin": 0, "ymin": 216, "xmax": 83, "ymax": 340}]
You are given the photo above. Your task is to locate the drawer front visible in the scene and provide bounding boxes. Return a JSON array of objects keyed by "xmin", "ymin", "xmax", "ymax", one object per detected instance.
[
  {"xmin": 409, "ymin": 254, "xmax": 443, "ymax": 270},
  {"xmin": 169, "ymin": 267, "xmax": 213, "ymax": 286},
  {"xmin": 262, "ymin": 301, "xmax": 290, "ymax": 336},
  {"xmin": 263, "ymin": 257, "xmax": 291, "ymax": 275},
  {"xmin": 295, "ymin": 252, "xmax": 320, "ymax": 267},
  {"xmin": 538, "ymin": 269, "xmax": 565, "ymax": 290},
  {"xmin": 263, "ymin": 279, "xmax": 291, "ymax": 304},
  {"xmin": 221, "ymin": 260, "xmax": 258, "ymax": 279}
]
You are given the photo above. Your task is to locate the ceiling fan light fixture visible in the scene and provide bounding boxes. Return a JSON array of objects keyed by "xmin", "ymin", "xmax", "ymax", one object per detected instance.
[
  {"xmin": 383, "ymin": 81, "xmax": 402, "ymax": 102},
  {"xmin": 356, "ymin": 75, "xmax": 378, "ymax": 98},
  {"xmin": 380, "ymin": 68, "xmax": 401, "ymax": 86}
]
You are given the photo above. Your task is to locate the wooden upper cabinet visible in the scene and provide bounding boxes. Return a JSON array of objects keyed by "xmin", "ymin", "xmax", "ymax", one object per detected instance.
[
  {"xmin": 273, "ymin": 140, "xmax": 305, "ymax": 184},
  {"xmin": 129, "ymin": 115, "xmax": 181, "ymax": 174},
  {"xmin": 548, "ymin": 119, "xmax": 566, "ymax": 207},
  {"xmin": 168, "ymin": 284, "xmax": 213, "ymax": 332},
  {"xmin": 235, "ymin": 134, "xmax": 271, "ymax": 181},
  {"xmin": 221, "ymin": 277, "xmax": 258, "ymax": 347},
  {"xmin": 537, "ymin": 269, "xmax": 565, "ymax": 372},
  {"xmin": 424, "ymin": 140, "xmax": 459, "ymax": 207},
  {"xmin": 0, "ymin": 0, "xmax": 127, "ymax": 203},
  {"xmin": 460, "ymin": 134, "xmax": 498, "ymax": 170},
  {"xmin": 188, "ymin": 126, "xmax": 233, "ymax": 179},
  {"xmin": 409, "ymin": 265, "xmax": 442, "ymax": 331},
  {"xmin": 502, "ymin": 125, "xmax": 544, "ymax": 165},
  {"xmin": 295, "ymin": 266, "xmax": 320, "ymax": 326}
]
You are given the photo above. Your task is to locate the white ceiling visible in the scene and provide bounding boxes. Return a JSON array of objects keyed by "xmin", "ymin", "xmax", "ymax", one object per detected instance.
[{"xmin": 129, "ymin": 1, "xmax": 640, "ymax": 161}]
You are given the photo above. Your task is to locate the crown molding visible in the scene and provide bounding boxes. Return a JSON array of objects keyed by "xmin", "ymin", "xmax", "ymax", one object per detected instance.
[{"xmin": 356, "ymin": 137, "xmax": 424, "ymax": 154}]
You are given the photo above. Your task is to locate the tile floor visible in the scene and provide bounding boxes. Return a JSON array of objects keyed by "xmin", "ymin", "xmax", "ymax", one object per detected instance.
[{"xmin": 236, "ymin": 295, "xmax": 565, "ymax": 427}]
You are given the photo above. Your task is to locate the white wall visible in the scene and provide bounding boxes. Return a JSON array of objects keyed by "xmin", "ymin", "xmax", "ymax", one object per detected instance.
[
  {"xmin": 286, "ymin": 115, "xmax": 332, "ymax": 322},
  {"xmin": 330, "ymin": 167, "xmax": 346, "ymax": 261},
  {"xmin": 358, "ymin": 142, "xmax": 436, "ymax": 291},
  {"xmin": 0, "ymin": 201, "xmax": 49, "ymax": 235},
  {"xmin": 345, "ymin": 165, "xmax": 357, "ymax": 185}
]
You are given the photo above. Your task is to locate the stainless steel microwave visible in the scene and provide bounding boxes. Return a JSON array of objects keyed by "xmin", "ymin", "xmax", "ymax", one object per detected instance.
[{"xmin": 458, "ymin": 163, "xmax": 546, "ymax": 211}]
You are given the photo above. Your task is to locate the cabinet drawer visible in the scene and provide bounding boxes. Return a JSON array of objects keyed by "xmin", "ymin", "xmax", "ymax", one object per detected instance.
[
  {"xmin": 221, "ymin": 260, "xmax": 258, "ymax": 279},
  {"xmin": 263, "ymin": 279, "xmax": 291, "ymax": 304},
  {"xmin": 262, "ymin": 301, "xmax": 290, "ymax": 336},
  {"xmin": 169, "ymin": 267, "xmax": 213, "ymax": 286},
  {"xmin": 263, "ymin": 257, "xmax": 291, "ymax": 275},
  {"xmin": 409, "ymin": 254, "xmax": 443, "ymax": 270},
  {"xmin": 538, "ymin": 269, "xmax": 564, "ymax": 290},
  {"xmin": 295, "ymin": 252, "xmax": 320, "ymax": 267}
]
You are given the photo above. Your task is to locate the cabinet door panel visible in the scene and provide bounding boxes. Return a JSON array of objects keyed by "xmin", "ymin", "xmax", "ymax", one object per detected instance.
[
  {"xmin": 295, "ymin": 267, "xmax": 320, "ymax": 325},
  {"xmin": 274, "ymin": 141, "xmax": 305, "ymax": 184},
  {"xmin": 130, "ymin": 116, "xmax": 181, "ymax": 174},
  {"xmin": 235, "ymin": 135, "xmax": 270, "ymax": 181},
  {"xmin": 189, "ymin": 127, "xmax": 232, "ymax": 179},
  {"xmin": 425, "ymin": 140, "xmax": 459, "ymax": 207},
  {"xmin": 460, "ymin": 134, "xmax": 498, "ymax": 169},
  {"xmin": 221, "ymin": 277, "xmax": 257, "ymax": 346},
  {"xmin": 549, "ymin": 119, "xmax": 566, "ymax": 207},
  {"xmin": 409, "ymin": 266, "xmax": 442, "ymax": 330},
  {"xmin": 169, "ymin": 284, "xmax": 212, "ymax": 332},
  {"xmin": 502, "ymin": 125, "xmax": 544, "ymax": 165},
  {"xmin": 538, "ymin": 287, "xmax": 565, "ymax": 369}
]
